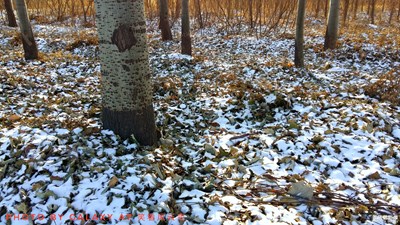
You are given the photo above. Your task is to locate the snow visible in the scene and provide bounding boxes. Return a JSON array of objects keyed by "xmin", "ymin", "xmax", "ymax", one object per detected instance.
[{"xmin": 1, "ymin": 19, "xmax": 400, "ymax": 225}]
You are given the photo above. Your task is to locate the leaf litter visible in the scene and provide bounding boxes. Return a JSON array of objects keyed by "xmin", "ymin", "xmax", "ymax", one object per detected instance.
[{"xmin": 0, "ymin": 21, "xmax": 400, "ymax": 224}]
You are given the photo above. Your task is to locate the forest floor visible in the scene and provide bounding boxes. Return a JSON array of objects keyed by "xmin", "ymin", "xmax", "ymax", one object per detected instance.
[{"xmin": 0, "ymin": 18, "xmax": 400, "ymax": 225}]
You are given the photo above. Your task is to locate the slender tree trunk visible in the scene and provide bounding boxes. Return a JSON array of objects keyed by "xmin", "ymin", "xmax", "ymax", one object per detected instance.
[
  {"xmin": 159, "ymin": 0, "xmax": 173, "ymax": 40},
  {"xmin": 315, "ymin": 0, "xmax": 321, "ymax": 18},
  {"xmin": 398, "ymin": 1, "xmax": 400, "ymax": 20},
  {"xmin": 174, "ymin": 0, "xmax": 181, "ymax": 21},
  {"xmin": 94, "ymin": 0, "xmax": 158, "ymax": 145},
  {"xmin": 343, "ymin": 0, "xmax": 350, "ymax": 26},
  {"xmin": 295, "ymin": 0, "xmax": 306, "ymax": 68},
  {"xmin": 15, "ymin": 0, "xmax": 39, "ymax": 60},
  {"xmin": 181, "ymin": 0, "xmax": 191, "ymax": 55},
  {"xmin": 324, "ymin": 0, "xmax": 340, "ymax": 50},
  {"xmin": 388, "ymin": 0, "xmax": 394, "ymax": 23},
  {"xmin": 248, "ymin": 0, "xmax": 254, "ymax": 28},
  {"xmin": 195, "ymin": 0, "xmax": 203, "ymax": 29},
  {"xmin": 353, "ymin": 0, "xmax": 359, "ymax": 20},
  {"xmin": 324, "ymin": 0, "xmax": 329, "ymax": 18},
  {"xmin": 370, "ymin": 0, "xmax": 376, "ymax": 24},
  {"xmin": 4, "ymin": 0, "xmax": 18, "ymax": 27}
]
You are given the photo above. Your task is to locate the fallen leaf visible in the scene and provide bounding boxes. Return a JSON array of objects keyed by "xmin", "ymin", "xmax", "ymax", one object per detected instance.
[
  {"xmin": 9, "ymin": 114, "xmax": 21, "ymax": 122},
  {"xmin": 108, "ymin": 176, "xmax": 119, "ymax": 188},
  {"xmin": 367, "ymin": 171, "xmax": 381, "ymax": 180}
]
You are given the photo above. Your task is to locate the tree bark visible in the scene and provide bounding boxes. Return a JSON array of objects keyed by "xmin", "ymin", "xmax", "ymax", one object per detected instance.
[
  {"xmin": 194, "ymin": 0, "xmax": 203, "ymax": 29},
  {"xmin": 324, "ymin": 0, "xmax": 340, "ymax": 50},
  {"xmin": 4, "ymin": 0, "xmax": 18, "ymax": 27},
  {"xmin": 343, "ymin": 0, "xmax": 350, "ymax": 26},
  {"xmin": 94, "ymin": 0, "xmax": 158, "ymax": 145},
  {"xmin": 315, "ymin": 0, "xmax": 321, "ymax": 18},
  {"xmin": 370, "ymin": 0, "xmax": 376, "ymax": 24},
  {"xmin": 159, "ymin": 0, "xmax": 173, "ymax": 41},
  {"xmin": 15, "ymin": 0, "xmax": 39, "ymax": 60},
  {"xmin": 248, "ymin": 0, "xmax": 254, "ymax": 28},
  {"xmin": 353, "ymin": 0, "xmax": 359, "ymax": 20},
  {"xmin": 181, "ymin": 0, "xmax": 192, "ymax": 55},
  {"xmin": 295, "ymin": 0, "xmax": 306, "ymax": 68}
]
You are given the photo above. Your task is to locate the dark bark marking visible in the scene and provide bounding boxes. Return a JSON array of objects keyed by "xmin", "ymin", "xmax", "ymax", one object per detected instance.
[
  {"xmin": 122, "ymin": 64, "xmax": 130, "ymax": 71},
  {"xmin": 111, "ymin": 24, "xmax": 137, "ymax": 52}
]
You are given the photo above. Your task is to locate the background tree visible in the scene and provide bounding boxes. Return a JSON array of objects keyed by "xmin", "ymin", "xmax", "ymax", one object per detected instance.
[
  {"xmin": 94, "ymin": 0, "xmax": 158, "ymax": 145},
  {"xmin": 342, "ymin": 0, "xmax": 350, "ymax": 26},
  {"xmin": 4, "ymin": 0, "xmax": 18, "ymax": 27},
  {"xmin": 295, "ymin": 0, "xmax": 306, "ymax": 68},
  {"xmin": 159, "ymin": 0, "xmax": 173, "ymax": 40},
  {"xmin": 15, "ymin": 0, "xmax": 39, "ymax": 60},
  {"xmin": 370, "ymin": 0, "xmax": 376, "ymax": 24},
  {"xmin": 324, "ymin": 0, "xmax": 339, "ymax": 50},
  {"xmin": 181, "ymin": 0, "xmax": 191, "ymax": 55}
]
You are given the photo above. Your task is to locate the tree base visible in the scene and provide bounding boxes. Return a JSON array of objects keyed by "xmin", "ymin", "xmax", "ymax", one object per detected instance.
[{"xmin": 102, "ymin": 105, "xmax": 158, "ymax": 146}]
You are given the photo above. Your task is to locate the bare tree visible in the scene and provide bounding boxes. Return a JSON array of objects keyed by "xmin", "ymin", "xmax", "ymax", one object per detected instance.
[
  {"xmin": 324, "ymin": 0, "xmax": 339, "ymax": 50},
  {"xmin": 94, "ymin": 0, "xmax": 158, "ymax": 145},
  {"xmin": 295, "ymin": 0, "xmax": 306, "ymax": 68},
  {"xmin": 370, "ymin": 0, "xmax": 376, "ymax": 24},
  {"xmin": 343, "ymin": 0, "xmax": 350, "ymax": 26},
  {"xmin": 181, "ymin": 0, "xmax": 191, "ymax": 55},
  {"xmin": 15, "ymin": 0, "xmax": 39, "ymax": 60},
  {"xmin": 4, "ymin": 0, "xmax": 18, "ymax": 27},
  {"xmin": 194, "ymin": 0, "xmax": 203, "ymax": 29},
  {"xmin": 159, "ymin": 0, "xmax": 173, "ymax": 40}
]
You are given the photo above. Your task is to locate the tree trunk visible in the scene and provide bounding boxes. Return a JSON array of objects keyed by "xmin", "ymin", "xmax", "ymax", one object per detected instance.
[
  {"xmin": 174, "ymin": 0, "xmax": 181, "ymax": 21},
  {"xmin": 370, "ymin": 0, "xmax": 376, "ymax": 24},
  {"xmin": 295, "ymin": 0, "xmax": 306, "ymax": 68},
  {"xmin": 15, "ymin": 0, "xmax": 39, "ymax": 60},
  {"xmin": 343, "ymin": 0, "xmax": 350, "ymax": 26},
  {"xmin": 353, "ymin": 0, "xmax": 359, "ymax": 20},
  {"xmin": 248, "ymin": 0, "xmax": 254, "ymax": 28},
  {"xmin": 315, "ymin": 0, "xmax": 321, "ymax": 18},
  {"xmin": 324, "ymin": 0, "xmax": 329, "ymax": 18},
  {"xmin": 195, "ymin": 0, "xmax": 203, "ymax": 29},
  {"xmin": 181, "ymin": 0, "xmax": 192, "ymax": 55},
  {"xmin": 94, "ymin": 0, "xmax": 158, "ymax": 145},
  {"xmin": 324, "ymin": 0, "xmax": 340, "ymax": 50},
  {"xmin": 4, "ymin": 0, "xmax": 18, "ymax": 27},
  {"xmin": 159, "ymin": 0, "xmax": 173, "ymax": 41},
  {"xmin": 388, "ymin": 0, "xmax": 395, "ymax": 24}
]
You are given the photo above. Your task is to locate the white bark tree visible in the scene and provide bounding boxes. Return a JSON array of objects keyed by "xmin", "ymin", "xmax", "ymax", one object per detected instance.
[{"xmin": 94, "ymin": 0, "xmax": 158, "ymax": 145}]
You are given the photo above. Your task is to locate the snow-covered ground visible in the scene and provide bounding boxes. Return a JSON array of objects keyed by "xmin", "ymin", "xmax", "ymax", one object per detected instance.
[{"xmin": 0, "ymin": 21, "xmax": 399, "ymax": 225}]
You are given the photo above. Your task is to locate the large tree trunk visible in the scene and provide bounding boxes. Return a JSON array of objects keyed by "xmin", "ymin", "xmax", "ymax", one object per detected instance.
[
  {"xmin": 295, "ymin": 0, "xmax": 306, "ymax": 68},
  {"xmin": 159, "ymin": 0, "xmax": 173, "ymax": 41},
  {"xmin": 4, "ymin": 0, "xmax": 18, "ymax": 27},
  {"xmin": 15, "ymin": 0, "xmax": 39, "ymax": 60},
  {"xmin": 324, "ymin": 0, "xmax": 340, "ymax": 50},
  {"xmin": 94, "ymin": 0, "xmax": 158, "ymax": 145},
  {"xmin": 181, "ymin": 0, "xmax": 191, "ymax": 55}
]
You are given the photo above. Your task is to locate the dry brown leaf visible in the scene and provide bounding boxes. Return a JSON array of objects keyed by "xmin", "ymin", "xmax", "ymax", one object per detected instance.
[
  {"xmin": 108, "ymin": 176, "xmax": 119, "ymax": 188},
  {"xmin": 9, "ymin": 114, "xmax": 21, "ymax": 122}
]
